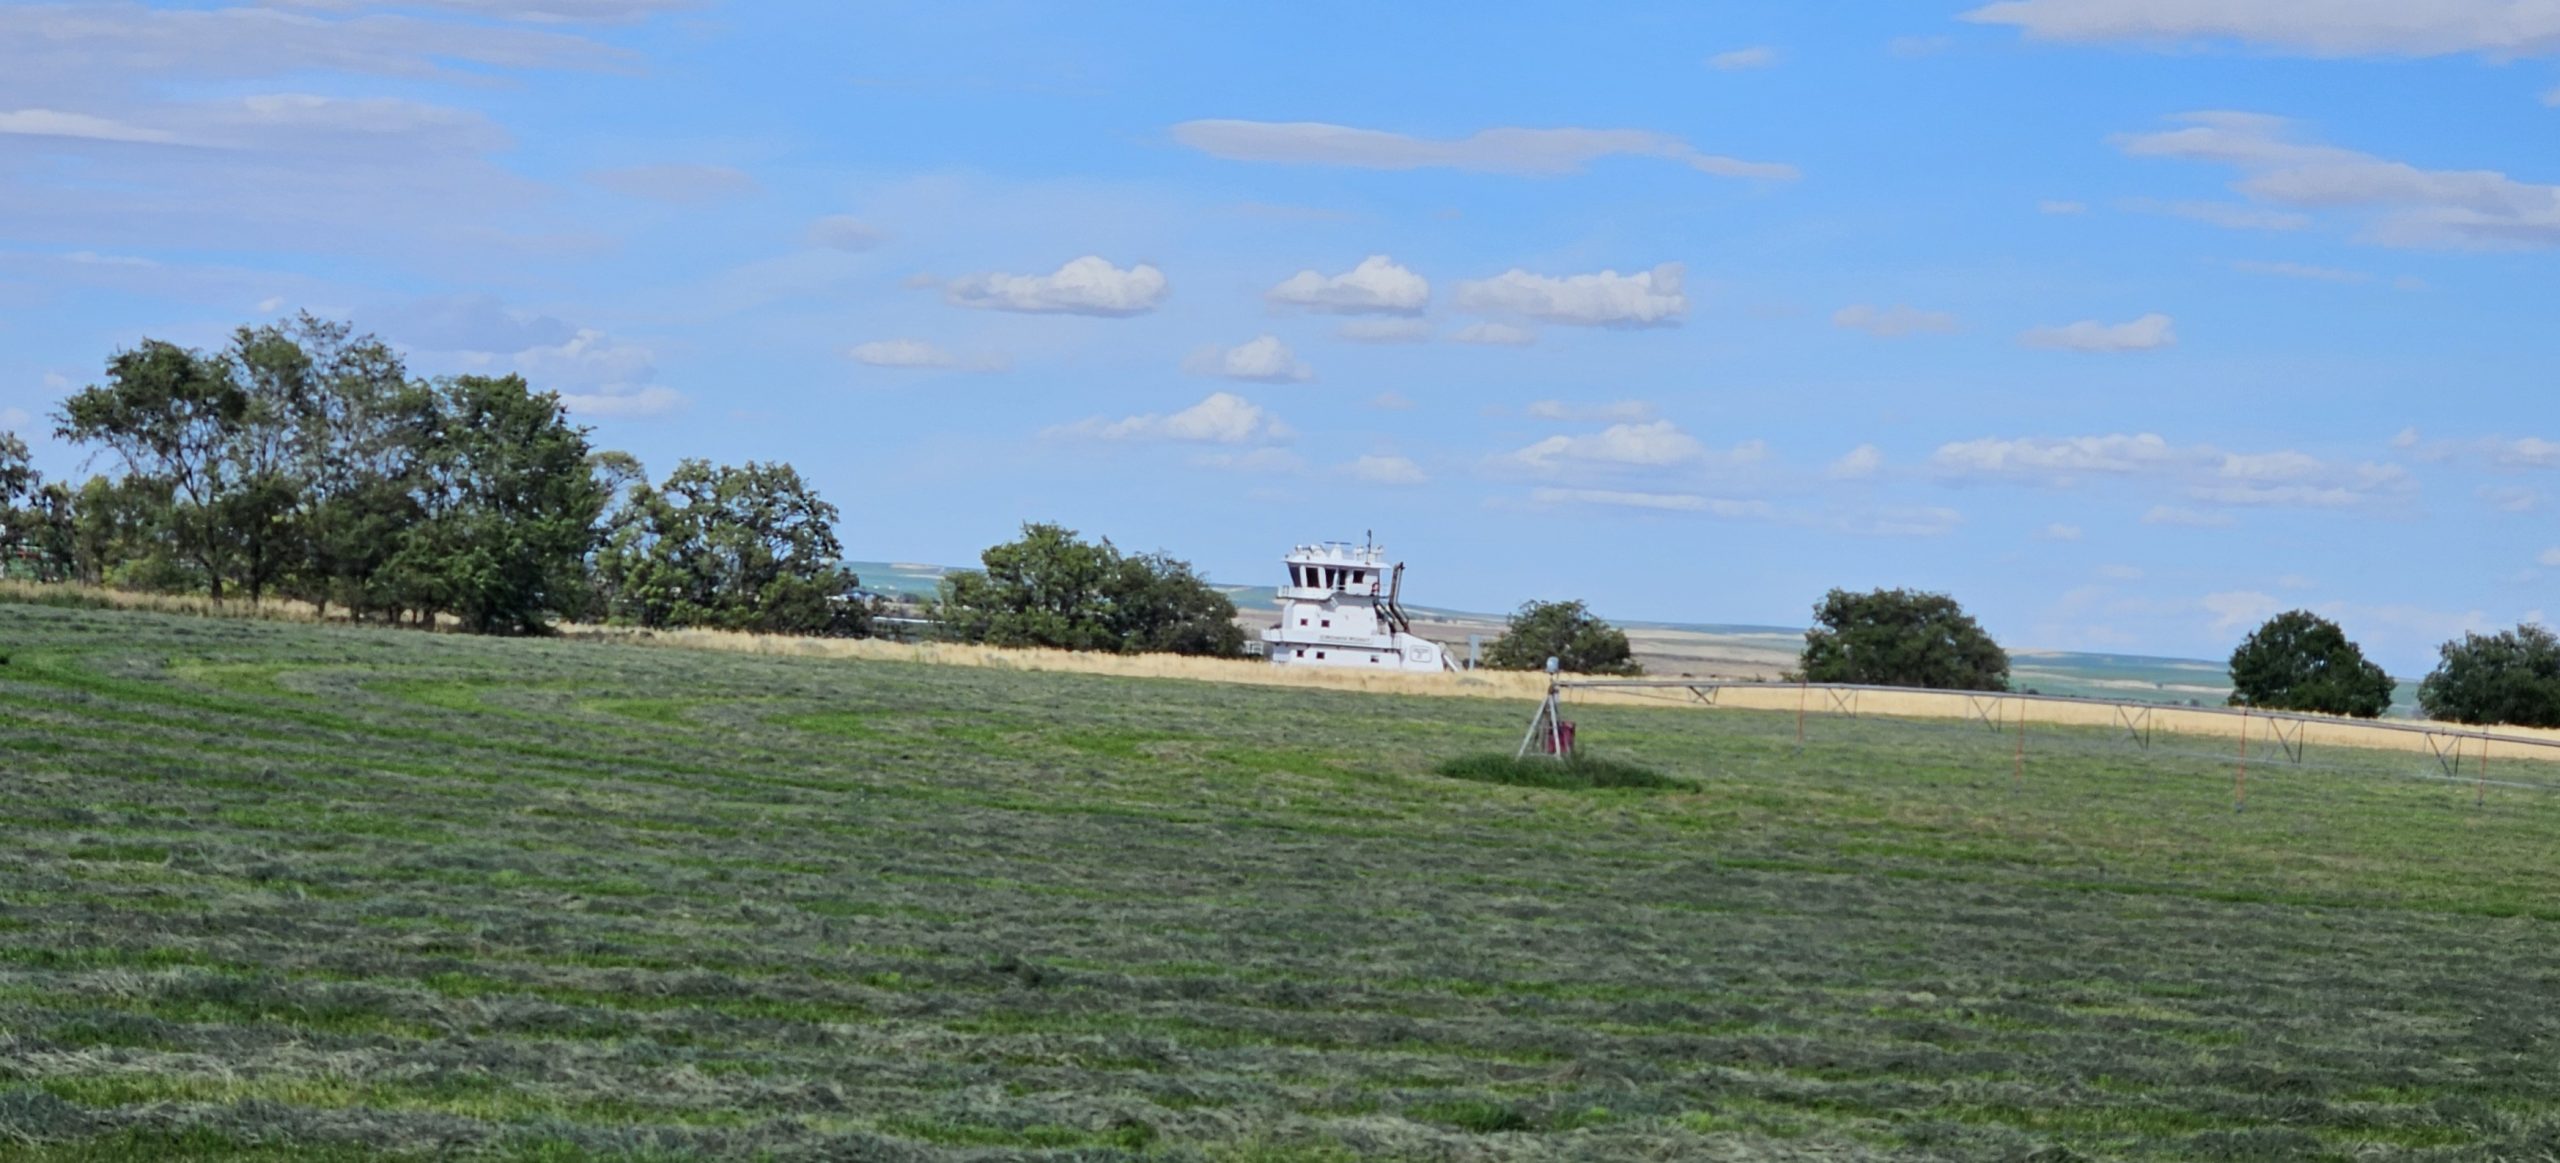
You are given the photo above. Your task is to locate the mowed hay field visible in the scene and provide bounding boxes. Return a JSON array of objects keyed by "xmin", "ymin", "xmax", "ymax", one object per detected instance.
[{"xmin": 6, "ymin": 607, "xmax": 2560, "ymax": 1161}]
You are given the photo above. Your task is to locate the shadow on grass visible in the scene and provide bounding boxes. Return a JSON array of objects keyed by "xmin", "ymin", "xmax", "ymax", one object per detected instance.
[{"xmin": 1435, "ymin": 752, "xmax": 1695, "ymax": 792}]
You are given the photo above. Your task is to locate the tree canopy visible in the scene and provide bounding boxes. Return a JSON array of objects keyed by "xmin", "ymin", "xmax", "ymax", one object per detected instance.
[
  {"xmin": 2226, "ymin": 610, "xmax": 2395, "ymax": 718},
  {"xmin": 2417, "ymin": 624, "xmax": 2560, "ymax": 729},
  {"xmin": 594, "ymin": 458, "xmax": 867, "ymax": 636},
  {"xmin": 1482, "ymin": 599, "xmax": 1640, "ymax": 675},
  {"xmin": 1799, "ymin": 587, "xmax": 2009, "ymax": 692},
  {"xmin": 32, "ymin": 316, "xmax": 879, "ymax": 639},
  {"xmin": 934, "ymin": 523, "xmax": 1244, "ymax": 656}
]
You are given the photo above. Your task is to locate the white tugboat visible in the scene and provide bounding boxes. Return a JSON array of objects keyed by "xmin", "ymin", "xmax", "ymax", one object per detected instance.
[{"xmin": 1262, "ymin": 537, "xmax": 1450, "ymax": 672}]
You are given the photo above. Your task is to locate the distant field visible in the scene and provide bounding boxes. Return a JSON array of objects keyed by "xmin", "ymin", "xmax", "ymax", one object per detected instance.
[
  {"xmin": 5, "ymin": 604, "xmax": 2559, "ymax": 1160},
  {"xmin": 850, "ymin": 560, "xmax": 2268, "ymax": 709}
]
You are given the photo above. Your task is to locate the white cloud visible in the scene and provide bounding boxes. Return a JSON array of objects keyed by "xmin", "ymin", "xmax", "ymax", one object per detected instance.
[
  {"xmin": 2203, "ymin": 589, "xmax": 2282, "ymax": 634},
  {"xmin": 0, "ymin": 407, "xmax": 32, "ymax": 430},
  {"xmin": 2417, "ymin": 434, "xmax": 2560, "ymax": 468},
  {"xmin": 560, "ymin": 385, "xmax": 685, "ymax": 418},
  {"xmin": 509, "ymin": 329, "xmax": 688, "ymax": 421},
  {"xmin": 1266, "ymin": 255, "xmax": 1428, "ymax": 315},
  {"xmin": 2038, "ymin": 199, "xmax": 2088, "ymax": 214},
  {"xmin": 1186, "ymin": 335, "xmax": 1313, "ymax": 383},
  {"xmin": 2019, "ymin": 313, "xmax": 2176, "ymax": 352},
  {"xmin": 1347, "ymin": 455, "xmax": 1427, "ymax": 485},
  {"xmin": 1455, "ymin": 264, "xmax": 1687, "ymax": 327},
  {"xmin": 1843, "ymin": 506, "xmax": 1965, "ymax": 537},
  {"xmin": 2037, "ymin": 522, "xmax": 2083, "ymax": 541},
  {"xmin": 945, "ymin": 256, "xmax": 1168, "ymax": 316},
  {"xmin": 1833, "ymin": 303, "xmax": 1958, "ymax": 337},
  {"xmin": 2131, "ymin": 199, "xmax": 2311, "ymax": 231},
  {"xmin": 1367, "ymin": 391, "xmax": 1416, "ymax": 411},
  {"xmin": 849, "ymin": 339, "xmax": 1008, "ymax": 373},
  {"xmin": 2393, "ymin": 427, "xmax": 2423, "ymax": 449},
  {"xmin": 1505, "ymin": 420, "xmax": 1708, "ymax": 471},
  {"xmin": 1449, "ymin": 322, "xmax": 1539, "ymax": 346},
  {"xmin": 1048, "ymin": 392, "xmax": 1289, "ymax": 445},
  {"xmin": 2143, "ymin": 505, "xmax": 2235, "ymax": 527},
  {"xmin": 1707, "ymin": 45, "xmax": 1780, "ymax": 70},
  {"xmin": 1526, "ymin": 400, "xmax": 1656, "ymax": 423},
  {"xmin": 1531, "ymin": 488, "xmax": 1774, "ymax": 518},
  {"xmin": 1171, "ymin": 119, "xmax": 1799, "ymax": 180},
  {"xmin": 2541, "ymin": 547, "xmax": 2560, "ymax": 568},
  {"xmin": 2114, "ymin": 112, "xmax": 2560, "ymax": 250},
  {"xmin": 0, "ymin": 108, "xmax": 179, "ymax": 144},
  {"xmin": 2228, "ymin": 259, "xmax": 2377, "ymax": 284},
  {"xmin": 587, "ymin": 163, "xmax": 758, "ymax": 205},
  {"xmin": 1935, "ymin": 432, "xmax": 2409, "ymax": 510},
  {"xmin": 2481, "ymin": 485, "xmax": 2544, "ymax": 512},
  {"xmin": 1830, "ymin": 444, "xmax": 1885, "ymax": 479},
  {"xmin": 1964, "ymin": 1, "xmax": 2560, "ymax": 58},
  {"xmin": 807, "ymin": 215, "xmax": 883, "ymax": 251},
  {"xmin": 1337, "ymin": 319, "xmax": 1434, "ymax": 344}
]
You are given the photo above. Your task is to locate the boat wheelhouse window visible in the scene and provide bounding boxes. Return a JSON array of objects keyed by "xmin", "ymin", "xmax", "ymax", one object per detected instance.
[
  {"xmin": 1353, "ymin": 570, "xmax": 1365, "ymax": 584},
  {"xmin": 1321, "ymin": 619, "xmax": 1331, "ymax": 628}
]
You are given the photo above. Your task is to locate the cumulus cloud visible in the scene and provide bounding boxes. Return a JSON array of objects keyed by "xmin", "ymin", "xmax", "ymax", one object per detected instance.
[
  {"xmin": 945, "ymin": 256, "xmax": 1168, "ymax": 316},
  {"xmin": 1937, "ymin": 433, "xmax": 2410, "ymax": 511},
  {"xmin": 1834, "ymin": 303, "xmax": 1958, "ymax": 337},
  {"xmin": 1505, "ymin": 420, "xmax": 1709, "ymax": 471},
  {"xmin": 1964, "ymin": 1, "xmax": 2560, "ymax": 58},
  {"xmin": 1266, "ymin": 255, "xmax": 1428, "ymax": 315},
  {"xmin": 2019, "ymin": 313, "xmax": 2176, "ymax": 352},
  {"xmin": 1336, "ymin": 319, "xmax": 1434, "ymax": 344},
  {"xmin": 2114, "ymin": 112, "xmax": 2560, "ymax": 250},
  {"xmin": 807, "ymin": 215, "xmax": 883, "ymax": 251},
  {"xmin": 1449, "ymin": 322, "xmax": 1538, "ymax": 346},
  {"xmin": 1171, "ymin": 119, "xmax": 1799, "ymax": 180},
  {"xmin": 1830, "ymin": 444, "xmax": 1885, "ymax": 479},
  {"xmin": 1347, "ymin": 455, "xmax": 1427, "ymax": 485},
  {"xmin": 2412, "ymin": 434, "xmax": 2560, "ymax": 468},
  {"xmin": 560, "ymin": 385, "xmax": 685, "ymax": 417},
  {"xmin": 587, "ymin": 163, "xmax": 758, "ymax": 205},
  {"xmin": 1455, "ymin": 264, "xmax": 1686, "ymax": 327},
  {"xmin": 1707, "ymin": 45, "xmax": 1780, "ymax": 70},
  {"xmin": 849, "ymin": 339, "xmax": 1008, "ymax": 373},
  {"xmin": 2481, "ymin": 485, "xmax": 2544, "ymax": 512},
  {"xmin": 1185, "ymin": 335, "xmax": 1313, "ymax": 383},
  {"xmin": 1047, "ymin": 392, "xmax": 1290, "ymax": 445},
  {"xmin": 1531, "ymin": 488, "xmax": 1774, "ymax": 517}
]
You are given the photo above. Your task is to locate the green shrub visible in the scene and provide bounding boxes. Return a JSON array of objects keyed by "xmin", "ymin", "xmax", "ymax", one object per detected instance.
[{"xmin": 1434, "ymin": 752, "xmax": 1694, "ymax": 791}]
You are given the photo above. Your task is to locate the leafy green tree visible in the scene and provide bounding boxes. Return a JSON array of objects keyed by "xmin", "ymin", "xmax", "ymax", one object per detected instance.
[
  {"xmin": 1799, "ymin": 587, "xmax": 2009, "ymax": 691},
  {"xmin": 1107, "ymin": 551, "xmax": 1246, "ymax": 656},
  {"xmin": 935, "ymin": 523, "xmax": 1242, "ymax": 655},
  {"xmin": 54, "ymin": 341, "xmax": 248, "ymax": 598},
  {"xmin": 384, "ymin": 375, "xmax": 606, "ymax": 634},
  {"xmin": 1483, "ymin": 599, "xmax": 1640, "ymax": 675},
  {"xmin": 2417, "ymin": 624, "xmax": 2560, "ymax": 728},
  {"xmin": 229, "ymin": 315, "xmax": 435, "ymax": 618},
  {"xmin": 0, "ymin": 429, "xmax": 35, "ymax": 514},
  {"xmin": 2226, "ymin": 610, "xmax": 2395, "ymax": 718},
  {"xmin": 593, "ymin": 458, "xmax": 867, "ymax": 635}
]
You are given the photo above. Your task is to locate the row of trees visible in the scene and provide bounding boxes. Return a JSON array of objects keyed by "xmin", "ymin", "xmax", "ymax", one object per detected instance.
[
  {"xmin": 1757, "ymin": 587, "xmax": 2557, "ymax": 730},
  {"xmin": 0, "ymin": 317, "xmax": 866, "ymax": 636}
]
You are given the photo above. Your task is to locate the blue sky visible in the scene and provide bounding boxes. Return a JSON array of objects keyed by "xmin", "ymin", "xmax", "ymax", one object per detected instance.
[{"xmin": 3, "ymin": 1, "xmax": 2556, "ymax": 671}]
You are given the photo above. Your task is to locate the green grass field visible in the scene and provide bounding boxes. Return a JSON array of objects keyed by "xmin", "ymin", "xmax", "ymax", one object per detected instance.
[{"xmin": 5, "ymin": 603, "xmax": 2559, "ymax": 1161}]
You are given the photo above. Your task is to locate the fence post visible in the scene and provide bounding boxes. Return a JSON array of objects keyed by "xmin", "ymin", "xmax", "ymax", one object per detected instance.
[
  {"xmin": 2234, "ymin": 709, "xmax": 2249, "ymax": 813},
  {"xmin": 2012, "ymin": 697, "xmax": 2025, "ymax": 794}
]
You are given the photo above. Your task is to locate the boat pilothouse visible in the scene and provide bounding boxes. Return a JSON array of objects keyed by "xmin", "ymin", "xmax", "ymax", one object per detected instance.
[{"xmin": 1262, "ymin": 537, "xmax": 1450, "ymax": 673}]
